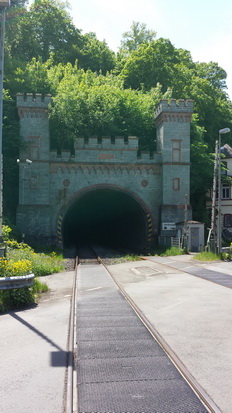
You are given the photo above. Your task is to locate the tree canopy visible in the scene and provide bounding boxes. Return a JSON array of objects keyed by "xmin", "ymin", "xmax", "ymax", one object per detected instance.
[
  {"xmin": 50, "ymin": 68, "xmax": 163, "ymax": 150},
  {"xmin": 119, "ymin": 21, "xmax": 156, "ymax": 55}
]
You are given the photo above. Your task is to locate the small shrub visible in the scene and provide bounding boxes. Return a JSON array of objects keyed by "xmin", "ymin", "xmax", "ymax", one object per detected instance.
[
  {"xmin": 0, "ymin": 278, "xmax": 48, "ymax": 313},
  {"xmin": 7, "ymin": 287, "xmax": 34, "ymax": 309},
  {"xmin": 0, "ymin": 286, "xmax": 34, "ymax": 312},
  {"xmin": 0, "ymin": 257, "xmax": 32, "ymax": 278},
  {"xmin": 33, "ymin": 278, "xmax": 48, "ymax": 294},
  {"xmin": 115, "ymin": 254, "xmax": 141, "ymax": 263},
  {"xmin": 6, "ymin": 244, "xmax": 65, "ymax": 277},
  {"xmin": 30, "ymin": 254, "xmax": 65, "ymax": 276},
  {"xmin": 161, "ymin": 246, "xmax": 185, "ymax": 257},
  {"xmin": 0, "ymin": 238, "xmax": 57, "ymax": 312},
  {"xmin": 2, "ymin": 225, "xmax": 12, "ymax": 241},
  {"xmin": 6, "ymin": 240, "xmax": 34, "ymax": 252},
  {"xmin": 221, "ymin": 252, "xmax": 232, "ymax": 261}
]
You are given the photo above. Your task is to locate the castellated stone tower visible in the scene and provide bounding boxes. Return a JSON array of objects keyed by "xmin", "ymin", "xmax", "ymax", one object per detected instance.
[
  {"xmin": 16, "ymin": 93, "xmax": 52, "ymax": 241},
  {"xmin": 154, "ymin": 99, "xmax": 194, "ymax": 240}
]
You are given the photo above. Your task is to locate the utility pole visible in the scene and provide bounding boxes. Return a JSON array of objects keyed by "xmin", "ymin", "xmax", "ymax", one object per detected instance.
[
  {"xmin": 217, "ymin": 128, "xmax": 231, "ymax": 254},
  {"xmin": 208, "ymin": 140, "xmax": 218, "ymax": 252},
  {"xmin": 0, "ymin": 1, "xmax": 10, "ymax": 245},
  {"xmin": 183, "ymin": 193, "xmax": 188, "ymax": 252}
]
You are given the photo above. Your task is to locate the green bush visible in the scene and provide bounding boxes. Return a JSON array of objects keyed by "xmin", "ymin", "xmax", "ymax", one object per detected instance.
[
  {"xmin": 2, "ymin": 224, "xmax": 12, "ymax": 241},
  {"xmin": 6, "ymin": 240, "xmax": 34, "ymax": 251},
  {"xmin": 161, "ymin": 246, "xmax": 184, "ymax": 256},
  {"xmin": 0, "ymin": 257, "xmax": 32, "ymax": 278},
  {"xmin": 6, "ymin": 243, "xmax": 65, "ymax": 276},
  {"xmin": 33, "ymin": 278, "xmax": 48, "ymax": 294},
  {"xmin": 0, "ymin": 287, "xmax": 34, "ymax": 311},
  {"xmin": 30, "ymin": 253, "xmax": 65, "ymax": 276},
  {"xmin": 0, "ymin": 279, "xmax": 48, "ymax": 313},
  {"xmin": 0, "ymin": 239, "xmax": 62, "ymax": 312},
  {"xmin": 221, "ymin": 252, "xmax": 232, "ymax": 261}
]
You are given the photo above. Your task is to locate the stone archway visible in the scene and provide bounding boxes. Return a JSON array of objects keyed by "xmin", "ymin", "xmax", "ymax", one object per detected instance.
[{"xmin": 57, "ymin": 184, "xmax": 153, "ymax": 251}]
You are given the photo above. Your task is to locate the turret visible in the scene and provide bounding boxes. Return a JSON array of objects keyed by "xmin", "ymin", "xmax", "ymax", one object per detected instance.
[{"xmin": 154, "ymin": 99, "xmax": 193, "ymax": 237}]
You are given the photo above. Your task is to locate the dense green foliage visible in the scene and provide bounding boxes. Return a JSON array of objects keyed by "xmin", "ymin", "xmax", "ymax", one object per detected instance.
[
  {"xmin": 1, "ymin": 0, "xmax": 232, "ymax": 227},
  {"xmin": 6, "ymin": 238, "xmax": 65, "ymax": 276},
  {"xmin": 50, "ymin": 69, "xmax": 164, "ymax": 150}
]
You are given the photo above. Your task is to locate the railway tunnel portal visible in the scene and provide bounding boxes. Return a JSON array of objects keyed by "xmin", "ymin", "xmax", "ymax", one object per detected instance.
[
  {"xmin": 16, "ymin": 94, "xmax": 193, "ymax": 251},
  {"xmin": 62, "ymin": 186, "xmax": 148, "ymax": 251}
]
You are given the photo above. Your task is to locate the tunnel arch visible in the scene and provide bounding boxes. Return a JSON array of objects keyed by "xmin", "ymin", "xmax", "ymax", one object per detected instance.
[{"xmin": 58, "ymin": 184, "xmax": 153, "ymax": 252}]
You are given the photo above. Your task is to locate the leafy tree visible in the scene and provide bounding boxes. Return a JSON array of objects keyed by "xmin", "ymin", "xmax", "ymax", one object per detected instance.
[
  {"xmin": 120, "ymin": 38, "xmax": 179, "ymax": 92},
  {"xmin": 10, "ymin": 0, "xmax": 28, "ymax": 6},
  {"xmin": 194, "ymin": 61, "xmax": 227, "ymax": 90},
  {"xmin": 189, "ymin": 116, "xmax": 214, "ymax": 222},
  {"xmin": 2, "ymin": 93, "xmax": 20, "ymax": 220},
  {"xmin": 188, "ymin": 77, "xmax": 232, "ymax": 150},
  {"xmin": 50, "ymin": 68, "xmax": 163, "ymax": 150},
  {"xmin": 5, "ymin": 0, "xmax": 83, "ymax": 65},
  {"xmin": 78, "ymin": 32, "xmax": 115, "ymax": 74},
  {"xmin": 5, "ymin": 1, "xmax": 115, "ymax": 81},
  {"xmin": 120, "ymin": 21, "xmax": 156, "ymax": 54},
  {"xmin": 10, "ymin": 57, "xmax": 53, "ymax": 94}
]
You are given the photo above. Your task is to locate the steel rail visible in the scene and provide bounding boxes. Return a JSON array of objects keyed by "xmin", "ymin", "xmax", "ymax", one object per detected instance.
[{"xmin": 98, "ymin": 254, "xmax": 221, "ymax": 413}]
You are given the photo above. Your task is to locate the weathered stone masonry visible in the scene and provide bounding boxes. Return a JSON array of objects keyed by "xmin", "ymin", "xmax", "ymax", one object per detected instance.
[{"xmin": 16, "ymin": 93, "xmax": 193, "ymax": 247}]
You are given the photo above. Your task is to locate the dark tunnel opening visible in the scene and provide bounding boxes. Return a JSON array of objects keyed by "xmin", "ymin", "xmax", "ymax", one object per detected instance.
[{"xmin": 62, "ymin": 189, "xmax": 148, "ymax": 252}]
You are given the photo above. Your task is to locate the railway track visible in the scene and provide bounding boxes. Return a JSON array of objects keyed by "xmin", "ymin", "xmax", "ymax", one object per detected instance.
[{"xmin": 65, "ymin": 245, "xmax": 220, "ymax": 413}]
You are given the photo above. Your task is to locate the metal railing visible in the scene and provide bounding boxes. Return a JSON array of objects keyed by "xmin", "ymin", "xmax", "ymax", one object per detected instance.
[{"xmin": 0, "ymin": 273, "xmax": 34, "ymax": 290}]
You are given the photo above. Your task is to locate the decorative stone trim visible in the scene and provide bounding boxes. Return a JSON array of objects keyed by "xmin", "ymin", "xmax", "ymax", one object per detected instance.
[
  {"xmin": 155, "ymin": 112, "xmax": 192, "ymax": 126},
  {"xmin": 18, "ymin": 108, "xmax": 49, "ymax": 119},
  {"xmin": 50, "ymin": 163, "xmax": 161, "ymax": 175}
]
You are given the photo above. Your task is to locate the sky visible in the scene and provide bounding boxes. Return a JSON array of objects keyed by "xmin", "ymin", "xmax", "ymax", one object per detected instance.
[
  {"xmin": 28, "ymin": 0, "xmax": 232, "ymax": 99},
  {"xmin": 65, "ymin": 0, "xmax": 232, "ymax": 99}
]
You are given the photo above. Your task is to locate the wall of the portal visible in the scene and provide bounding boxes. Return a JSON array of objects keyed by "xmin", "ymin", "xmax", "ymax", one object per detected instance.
[
  {"xmin": 48, "ymin": 164, "xmax": 162, "ymax": 239},
  {"xmin": 16, "ymin": 94, "xmax": 193, "ymax": 247}
]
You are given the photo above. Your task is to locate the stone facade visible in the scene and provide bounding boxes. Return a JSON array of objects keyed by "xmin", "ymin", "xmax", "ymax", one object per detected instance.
[{"xmin": 16, "ymin": 94, "xmax": 193, "ymax": 247}]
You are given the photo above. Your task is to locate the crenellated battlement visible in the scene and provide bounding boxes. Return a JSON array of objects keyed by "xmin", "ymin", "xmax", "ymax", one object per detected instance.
[
  {"xmin": 16, "ymin": 93, "xmax": 52, "ymax": 108},
  {"xmin": 139, "ymin": 152, "xmax": 161, "ymax": 163},
  {"xmin": 74, "ymin": 136, "xmax": 138, "ymax": 150},
  {"xmin": 50, "ymin": 147, "xmax": 160, "ymax": 165},
  {"xmin": 154, "ymin": 99, "xmax": 194, "ymax": 120}
]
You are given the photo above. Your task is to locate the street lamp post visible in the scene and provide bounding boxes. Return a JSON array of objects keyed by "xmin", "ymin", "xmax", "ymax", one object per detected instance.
[
  {"xmin": 217, "ymin": 127, "xmax": 231, "ymax": 254},
  {"xmin": 0, "ymin": 1, "xmax": 10, "ymax": 243}
]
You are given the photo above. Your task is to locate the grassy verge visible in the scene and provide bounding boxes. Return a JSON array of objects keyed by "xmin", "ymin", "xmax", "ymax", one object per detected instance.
[
  {"xmin": 111, "ymin": 246, "xmax": 185, "ymax": 264},
  {"xmin": 193, "ymin": 251, "xmax": 220, "ymax": 261},
  {"xmin": 114, "ymin": 254, "xmax": 142, "ymax": 264}
]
